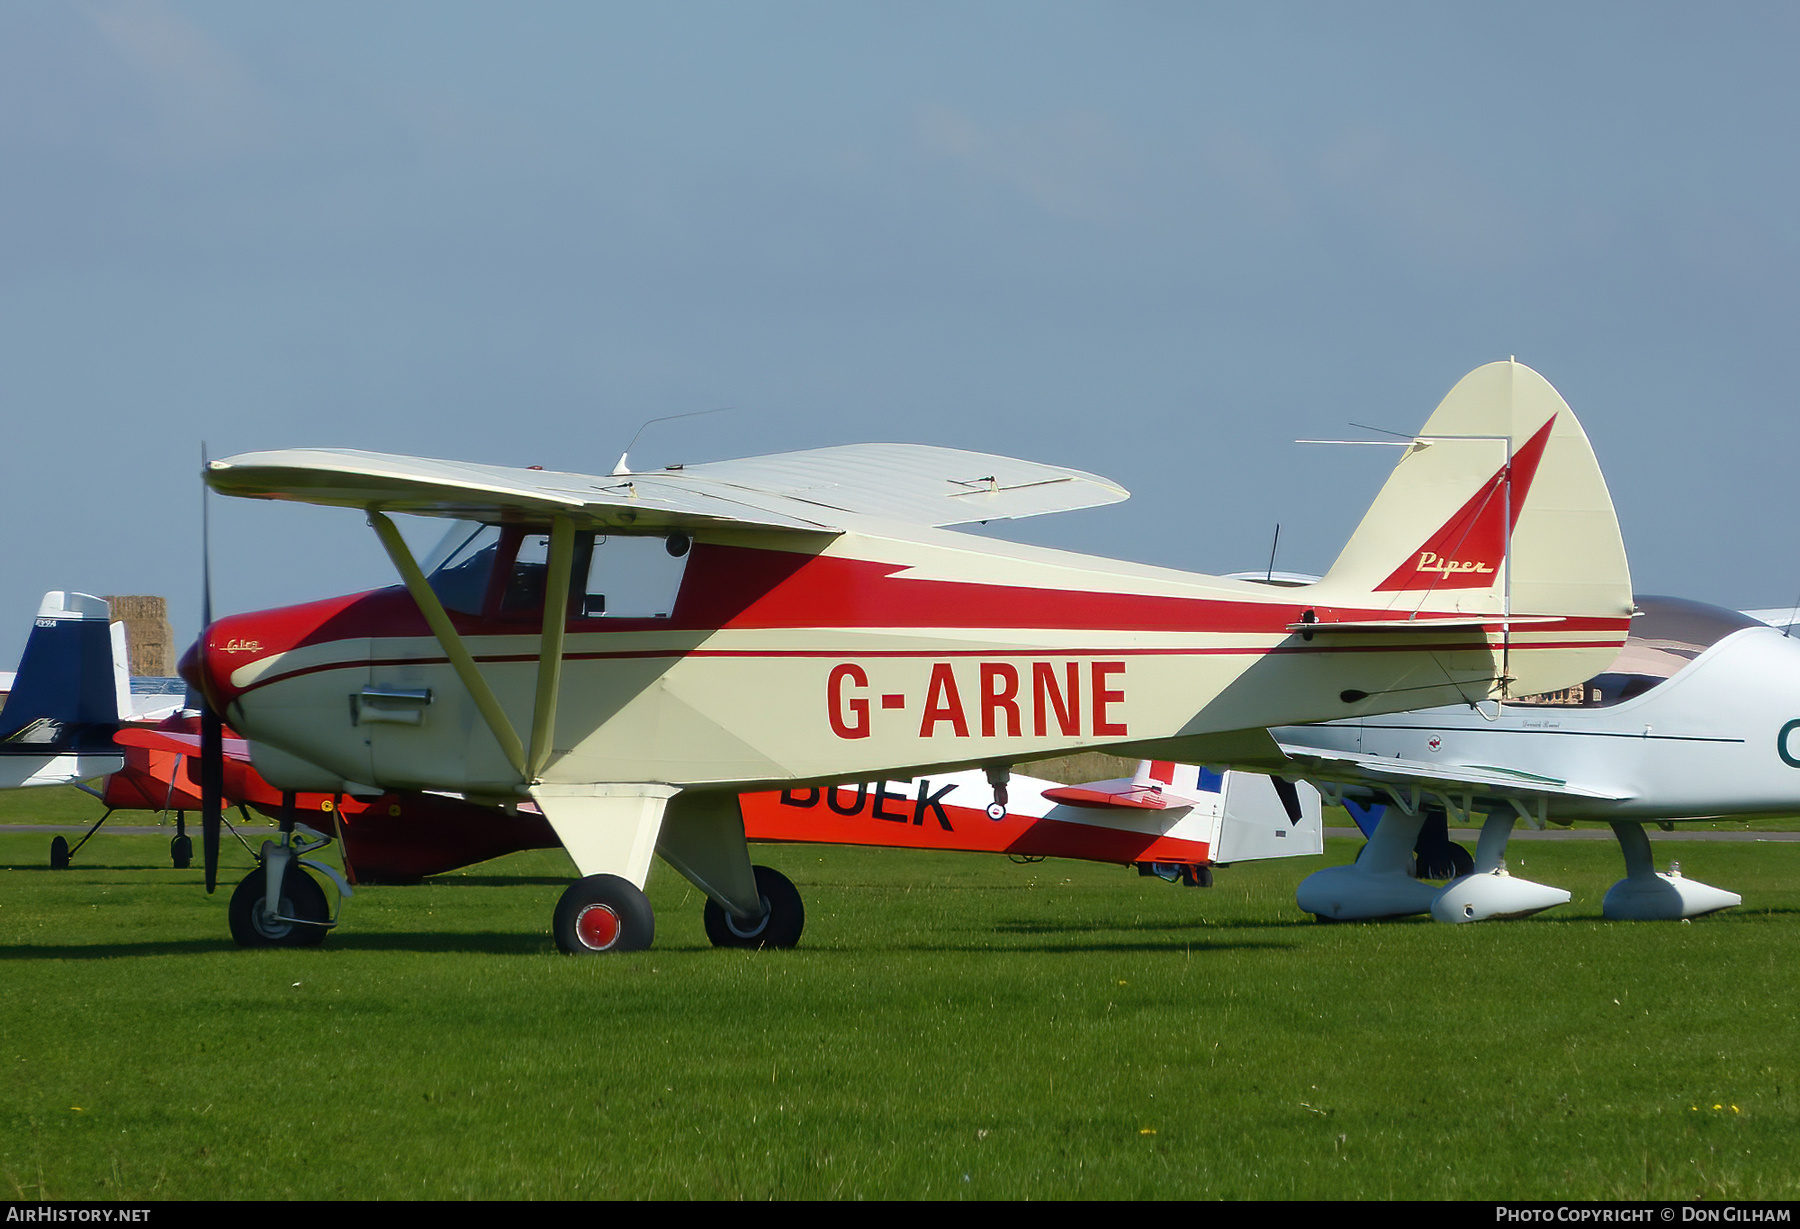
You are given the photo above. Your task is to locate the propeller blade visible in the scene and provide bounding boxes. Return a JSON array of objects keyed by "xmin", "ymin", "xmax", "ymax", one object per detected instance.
[
  {"xmin": 199, "ymin": 443, "xmax": 223, "ymax": 894},
  {"xmin": 201, "ymin": 702, "xmax": 222, "ymax": 893}
]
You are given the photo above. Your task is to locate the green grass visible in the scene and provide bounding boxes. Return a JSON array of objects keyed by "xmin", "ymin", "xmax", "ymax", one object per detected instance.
[
  {"xmin": 0, "ymin": 785, "xmax": 136, "ymax": 826},
  {"xmin": 2, "ymin": 831, "xmax": 1797, "ymax": 1199}
]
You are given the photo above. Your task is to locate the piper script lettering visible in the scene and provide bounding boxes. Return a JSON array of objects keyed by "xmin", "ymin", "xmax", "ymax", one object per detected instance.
[{"xmin": 1415, "ymin": 552, "xmax": 1493, "ymax": 578}]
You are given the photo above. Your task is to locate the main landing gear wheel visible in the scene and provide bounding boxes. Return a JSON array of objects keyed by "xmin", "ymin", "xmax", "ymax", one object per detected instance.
[
  {"xmin": 171, "ymin": 834, "xmax": 193, "ymax": 869},
  {"xmin": 49, "ymin": 836, "xmax": 69, "ymax": 870},
  {"xmin": 1416, "ymin": 843, "xmax": 1475, "ymax": 882},
  {"xmin": 553, "ymin": 874, "xmax": 655, "ymax": 955},
  {"xmin": 703, "ymin": 865, "xmax": 805, "ymax": 950},
  {"xmin": 228, "ymin": 867, "xmax": 330, "ymax": 948}
]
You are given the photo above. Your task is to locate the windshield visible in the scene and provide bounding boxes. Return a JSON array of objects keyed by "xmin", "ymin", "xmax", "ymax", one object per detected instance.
[
  {"xmin": 1506, "ymin": 595, "xmax": 1761, "ymax": 708},
  {"xmin": 425, "ymin": 522, "xmax": 501, "ymax": 616}
]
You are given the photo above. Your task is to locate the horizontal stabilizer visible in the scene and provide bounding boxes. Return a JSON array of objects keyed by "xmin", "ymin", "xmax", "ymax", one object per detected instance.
[
  {"xmin": 1041, "ymin": 784, "xmax": 1192, "ymax": 811},
  {"xmin": 206, "ymin": 444, "xmax": 1130, "ymax": 533},
  {"xmin": 1042, "ymin": 759, "xmax": 1218, "ymax": 811}
]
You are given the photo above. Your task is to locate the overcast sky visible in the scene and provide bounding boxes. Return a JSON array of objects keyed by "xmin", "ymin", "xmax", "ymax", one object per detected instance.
[{"xmin": 3, "ymin": 1, "xmax": 1797, "ymax": 669}]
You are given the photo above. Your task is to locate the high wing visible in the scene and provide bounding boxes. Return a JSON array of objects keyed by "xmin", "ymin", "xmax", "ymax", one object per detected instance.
[
  {"xmin": 204, "ymin": 444, "xmax": 1130, "ymax": 532},
  {"xmin": 1272, "ymin": 741, "xmax": 1633, "ymax": 817}
]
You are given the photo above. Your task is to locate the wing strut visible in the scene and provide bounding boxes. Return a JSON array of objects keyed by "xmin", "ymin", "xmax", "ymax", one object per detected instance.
[
  {"xmin": 369, "ymin": 511, "xmax": 529, "ymax": 781},
  {"xmin": 527, "ymin": 517, "xmax": 575, "ymax": 780}
]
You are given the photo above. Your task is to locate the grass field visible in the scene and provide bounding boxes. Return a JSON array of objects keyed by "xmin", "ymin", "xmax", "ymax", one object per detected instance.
[{"xmin": 3, "ymin": 826, "xmax": 1797, "ymax": 1201}]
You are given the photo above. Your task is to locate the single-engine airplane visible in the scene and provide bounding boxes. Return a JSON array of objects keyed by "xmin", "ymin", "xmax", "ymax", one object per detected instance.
[
  {"xmin": 182, "ymin": 360, "xmax": 1633, "ymax": 953},
  {"xmin": 1269, "ymin": 594, "xmax": 1800, "ymax": 922}
]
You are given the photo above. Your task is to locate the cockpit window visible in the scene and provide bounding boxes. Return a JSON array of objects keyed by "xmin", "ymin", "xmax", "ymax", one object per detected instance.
[
  {"xmin": 425, "ymin": 522, "xmax": 501, "ymax": 616},
  {"xmin": 1506, "ymin": 595, "xmax": 1761, "ymax": 708},
  {"xmin": 426, "ymin": 522, "xmax": 691, "ymax": 621},
  {"xmin": 500, "ymin": 529, "xmax": 553, "ymax": 615}
]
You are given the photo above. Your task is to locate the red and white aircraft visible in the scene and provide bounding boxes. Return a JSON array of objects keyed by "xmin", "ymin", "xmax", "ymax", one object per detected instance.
[{"xmin": 183, "ymin": 360, "xmax": 1633, "ymax": 953}]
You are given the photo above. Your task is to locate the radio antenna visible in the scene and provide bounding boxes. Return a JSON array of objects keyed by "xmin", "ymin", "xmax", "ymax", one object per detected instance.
[{"xmin": 613, "ymin": 407, "xmax": 730, "ymax": 476}]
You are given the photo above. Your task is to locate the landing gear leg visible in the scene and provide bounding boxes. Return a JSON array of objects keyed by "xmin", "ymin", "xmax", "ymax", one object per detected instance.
[
  {"xmin": 1601, "ymin": 822, "xmax": 1741, "ymax": 920},
  {"xmin": 984, "ymin": 764, "xmax": 1011, "ymax": 821},
  {"xmin": 534, "ymin": 783, "xmax": 677, "ymax": 956},
  {"xmin": 1429, "ymin": 811, "xmax": 1571, "ymax": 923},
  {"xmin": 225, "ymin": 803, "xmax": 351, "ymax": 948},
  {"xmin": 50, "ymin": 808, "xmax": 116, "ymax": 869}
]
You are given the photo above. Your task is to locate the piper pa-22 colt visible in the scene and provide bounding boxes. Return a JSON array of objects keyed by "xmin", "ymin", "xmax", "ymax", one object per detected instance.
[
  {"xmin": 184, "ymin": 360, "xmax": 1633, "ymax": 953},
  {"xmin": 1276, "ymin": 595, "xmax": 1800, "ymax": 923}
]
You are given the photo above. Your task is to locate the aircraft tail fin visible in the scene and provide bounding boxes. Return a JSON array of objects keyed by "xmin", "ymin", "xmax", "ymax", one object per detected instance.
[
  {"xmin": 0, "ymin": 592, "xmax": 128, "ymax": 754},
  {"xmin": 1309, "ymin": 361, "xmax": 1632, "ymax": 698},
  {"xmin": 1319, "ymin": 360, "xmax": 1630, "ymax": 620}
]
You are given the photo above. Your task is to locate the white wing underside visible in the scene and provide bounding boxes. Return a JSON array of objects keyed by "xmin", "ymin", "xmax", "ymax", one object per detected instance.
[
  {"xmin": 205, "ymin": 444, "xmax": 1130, "ymax": 533},
  {"xmin": 1274, "ymin": 744, "xmax": 1633, "ymax": 804}
]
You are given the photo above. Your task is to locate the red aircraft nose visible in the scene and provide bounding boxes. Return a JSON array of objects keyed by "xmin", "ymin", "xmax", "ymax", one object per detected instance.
[
  {"xmin": 178, "ymin": 588, "xmax": 422, "ymax": 713},
  {"xmin": 177, "ymin": 634, "xmax": 222, "ymax": 712}
]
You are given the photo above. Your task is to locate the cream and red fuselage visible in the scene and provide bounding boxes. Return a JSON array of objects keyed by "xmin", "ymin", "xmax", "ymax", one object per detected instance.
[{"xmin": 186, "ymin": 523, "xmax": 1630, "ymax": 799}]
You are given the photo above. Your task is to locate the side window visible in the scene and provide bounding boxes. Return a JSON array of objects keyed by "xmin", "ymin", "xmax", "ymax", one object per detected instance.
[
  {"xmin": 579, "ymin": 535, "xmax": 689, "ymax": 619},
  {"xmin": 499, "ymin": 530, "xmax": 552, "ymax": 616}
]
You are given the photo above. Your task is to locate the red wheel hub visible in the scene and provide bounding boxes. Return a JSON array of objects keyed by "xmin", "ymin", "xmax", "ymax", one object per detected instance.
[{"xmin": 575, "ymin": 903, "xmax": 621, "ymax": 950}]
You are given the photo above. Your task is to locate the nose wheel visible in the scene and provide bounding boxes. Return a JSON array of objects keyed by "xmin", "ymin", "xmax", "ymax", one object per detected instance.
[
  {"xmin": 703, "ymin": 865, "xmax": 805, "ymax": 949},
  {"xmin": 227, "ymin": 867, "xmax": 330, "ymax": 947},
  {"xmin": 224, "ymin": 825, "xmax": 350, "ymax": 948}
]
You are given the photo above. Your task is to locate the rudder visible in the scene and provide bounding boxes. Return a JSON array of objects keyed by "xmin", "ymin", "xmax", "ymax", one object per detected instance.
[
  {"xmin": 0, "ymin": 592, "xmax": 127, "ymax": 753},
  {"xmin": 1319, "ymin": 360, "xmax": 1630, "ymax": 620}
]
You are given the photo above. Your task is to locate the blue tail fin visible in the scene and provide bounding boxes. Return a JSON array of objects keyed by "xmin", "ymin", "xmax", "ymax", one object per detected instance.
[
  {"xmin": 1343, "ymin": 797, "xmax": 1387, "ymax": 839},
  {"xmin": 0, "ymin": 592, "xmax": 127, "ymax": 755}
]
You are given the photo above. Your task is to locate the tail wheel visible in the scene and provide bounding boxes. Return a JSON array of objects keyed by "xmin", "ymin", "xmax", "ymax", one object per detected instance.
[
  {"xmin": 553, "ymin": 874, "xmax": 655, "ymax": 955},
  {"xmin": 703, "ymin": 865, "xmax": 805, "ymax": 950},
  {"xmin": 227, "ymin": 867, "xmax": 330, "ymax": 948}
]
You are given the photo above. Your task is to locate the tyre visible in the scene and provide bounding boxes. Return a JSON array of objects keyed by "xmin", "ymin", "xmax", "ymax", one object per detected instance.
[
  {"xmin": 171, "ymin": 834, "xmax": 193, "ymax": 869},
  {"xmin": 703, "ymin": 865, "xmax": 805, "ymax": 950},
  {"xmin": 228, "ymin": 866, "xmax": 330, "ymax": 948},
  {"xmin": 1417, "ymin": 843, "xmax": 1475, "ymax": 881},
  {"xmin": 1449, "ymin": 843, "xmax": 1475, "ymax": 879},
  {"xmin": 49, "ymin": 836, "xmax": 69, "ymax": 870},
  {"xmin": 1180, "ymin": 864, "xmax": 1214, "ymax": 888},
  {"xmin": 553, "ymin": 874, "xmax": 655, "ymax": 954}
]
